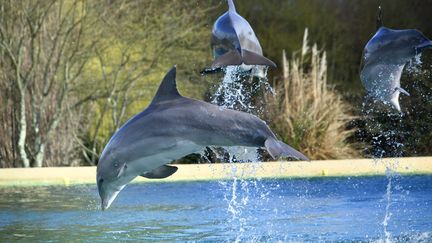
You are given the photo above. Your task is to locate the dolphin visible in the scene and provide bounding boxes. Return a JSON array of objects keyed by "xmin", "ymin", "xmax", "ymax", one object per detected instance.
[
  {"xmin": 97, "ymin": 66, "xmax": 308, "ymax": 210},
  {"xmin": 360, "ymin": 7, "xmax": 432, "ymax": 111},
  {"xmin": 202, "ymin": 0, "xmax": 276, "ymax": 76}
]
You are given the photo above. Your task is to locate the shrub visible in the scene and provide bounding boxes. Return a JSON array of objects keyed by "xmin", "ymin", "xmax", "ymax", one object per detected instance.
[{"xmin": 265, "ymin": 29, "xmax": 359, "ymax": 160}]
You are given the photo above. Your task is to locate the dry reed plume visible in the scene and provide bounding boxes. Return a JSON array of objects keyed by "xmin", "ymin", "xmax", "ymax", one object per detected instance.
[{"xmin": 266, "ymin": 29, "xmax": 358, "ymax": 160}]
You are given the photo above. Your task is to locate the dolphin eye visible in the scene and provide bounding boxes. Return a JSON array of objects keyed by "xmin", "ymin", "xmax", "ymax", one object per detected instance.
[{"xmin": 98, "ymin": 178, "xmax": 104, "ymax": 183}]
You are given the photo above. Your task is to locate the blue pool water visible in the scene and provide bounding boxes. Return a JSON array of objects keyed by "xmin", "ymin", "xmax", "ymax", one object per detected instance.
[{"xmin": 0, "ymin": 175, "xmax": 431, "ymax": 242}]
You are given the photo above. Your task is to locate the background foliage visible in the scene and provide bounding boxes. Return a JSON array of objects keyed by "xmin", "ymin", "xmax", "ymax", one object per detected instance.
[{"xmin": 1, "ymin": 0, "xmax": 431, "ymax": 167}]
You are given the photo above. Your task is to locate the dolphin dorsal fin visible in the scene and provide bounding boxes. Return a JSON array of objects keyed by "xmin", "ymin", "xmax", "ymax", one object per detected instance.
[
  {"xmin": 376, "ymin": 6, "xmax": 383, "ymax": 30},
  {"xmin": 228, "ymin": 0, "xmax": 236, "ymax": 12},
  {"xmin": 151, "ymin": 66, "xmax": 181, "ymax": 104}
]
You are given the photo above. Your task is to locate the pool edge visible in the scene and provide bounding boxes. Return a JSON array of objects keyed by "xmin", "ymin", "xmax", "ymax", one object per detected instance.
[{"xmin": 1, "ymin": 157, "xmax": 431, "ymax": 187}]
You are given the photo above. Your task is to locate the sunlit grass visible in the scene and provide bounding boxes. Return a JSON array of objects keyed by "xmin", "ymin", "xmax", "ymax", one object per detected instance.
[{"xmin": 266, "ymin": 29, "xmax": 358, "ymax": 160}]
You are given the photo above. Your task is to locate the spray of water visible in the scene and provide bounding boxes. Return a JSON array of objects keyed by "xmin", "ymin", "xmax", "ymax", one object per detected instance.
[
  {"xmin": 211, "ymin": 65, "xmax": 273, "ymax": 113},
  {"xmin": 362, "ymin": 54, "xmax": 425, "ymax": 243},
  {"xmin": 363, "ymin": 107, "xmax": 404, "ymax": 243},
  {"xmin": 208, "ymin": 64, "xmax": 277, "ymax": 241},
  {"xmin": 382, "ymin": 169, "xmax": 393, "ymax": 243}
]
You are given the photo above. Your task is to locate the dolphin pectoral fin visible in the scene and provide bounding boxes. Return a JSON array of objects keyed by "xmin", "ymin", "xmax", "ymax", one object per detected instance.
[
  {"xmin": 416, "ymin": 40, "xmax": 432, "ymax": 52},
  {"xmin": 241, "ymin": 49, "xmax": 277, "ymax": 68},
  {"xmin": 395, "ymin": 87, "xmax": 410, "ymax": 96},
  {"xmin": 141, "ymin": 165, "xmax": 178, "ymax": 179},
  {"xmin": 211, "ymin": 50, "xmax": 277, "ymax": 68},
  {"xmin": 211, "ymin": 50, "xmax": 243, "ymax": 68},
  {"xmin": 264, "ymin": 137, "xmax": 309, "ymax": 161}
]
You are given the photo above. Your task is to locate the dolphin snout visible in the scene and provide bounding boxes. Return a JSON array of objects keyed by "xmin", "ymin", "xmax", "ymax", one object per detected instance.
[
  {"xmin": 97, "ymin": 178, "xmax": 114, "ymax": 211},
  {"xmin": 100, "ymin": 189, "xmax": 120, "ymax": 211},
  {"xmin": 101, "ymin": 199, "xmax": 109, "ymax": 211},
  {"xmin": 98, "ymin": 178, "xmax": 122, "ymax": 211}
]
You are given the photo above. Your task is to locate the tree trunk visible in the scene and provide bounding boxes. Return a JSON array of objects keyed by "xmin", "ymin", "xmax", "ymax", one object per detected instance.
[
  {"xmin": 18, "ymin": 93, "xmax": 30, "ymax": 168},
  {"xmin": 34, "ymin": 143, "xmax": 45, "ymax": 167}
]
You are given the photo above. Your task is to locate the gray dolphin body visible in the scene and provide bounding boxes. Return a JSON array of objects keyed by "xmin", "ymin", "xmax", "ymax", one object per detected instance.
[
  {"xmin": 97, "ymin": 67, "xmax": 308, "ymax": 210},
  {"xmin": 360, "ymin": 16, "xmax": 432, "ymax": 111},
  {"xmin": 202, "ymin": 0, "xmax": 276, "ymax": 75}
]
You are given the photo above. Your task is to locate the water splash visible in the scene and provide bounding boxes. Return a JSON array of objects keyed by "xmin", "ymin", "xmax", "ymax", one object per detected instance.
[
  {"xmin": 383, "ymin": 169, "xmax": 394, "ymax": 243},
  {"xmin": 405, "ymin": 53, "xmax": 423, "ymax": 74},
  {"xmin": 211, "ymin": 65, "xmax": 273, "ymax": 114},
  {"xmin": 208, "ymin": 64, "xmax": 276, "ymax": 242},
  {"xmin": 361, "ymin": 94, "xmax": 407, "ymax": 243},
  {"xmin": 208, "ymin": 147, "xmax": 265, "ymax": 242},
  {"xmin": 359, "ymin": 52, "xmax": 432, "ymax": 240},
  {"xmin": 209, "ymin": 65, "xmax": 273, "ymax": 164}
]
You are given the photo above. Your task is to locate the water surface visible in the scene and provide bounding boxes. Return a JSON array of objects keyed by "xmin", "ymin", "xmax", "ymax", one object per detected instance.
[{"xmin": 0, "ymin": 175, "xmax": 431, "ymax": 242}]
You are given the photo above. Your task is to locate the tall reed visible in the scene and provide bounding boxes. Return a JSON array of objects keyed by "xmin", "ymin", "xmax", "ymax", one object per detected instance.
[{"xmin": 266, "ymin": 29, "xmax": 358, "ymax": 160}]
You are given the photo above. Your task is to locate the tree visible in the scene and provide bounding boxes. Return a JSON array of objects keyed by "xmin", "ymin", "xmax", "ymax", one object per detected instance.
[
  {"xmin": 0, "ymin": 0, "xmax": 95, "ymax": 167},
  {"xmin": 78, "ymin": 0, "xmax": 215, "ymax": 165},
  {"xmin": 0, "ymin": 0, "xmax": 216, "ymax": 167}
]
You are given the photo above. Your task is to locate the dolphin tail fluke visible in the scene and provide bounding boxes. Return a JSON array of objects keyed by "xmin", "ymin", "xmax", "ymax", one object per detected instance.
[
  {"xmin": 211, "ymin": 49, "xmax": 277, "ymax": 69},
  {"xmin": 264, "ymin": 137, "xmax": 309, "ymax": 161}
]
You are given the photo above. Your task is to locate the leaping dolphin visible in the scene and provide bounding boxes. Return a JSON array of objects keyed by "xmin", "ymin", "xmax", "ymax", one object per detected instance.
[
  {"xmin": 360, "ymin": 7, "xmax": 432, "ymax": 111},
  {"xmin": 202, "ymin": 0, "xmax": 276, "ymax": 75},
  {"xmin": 97, "ymin": 66, "xmax": 308, "ymax": 210}
]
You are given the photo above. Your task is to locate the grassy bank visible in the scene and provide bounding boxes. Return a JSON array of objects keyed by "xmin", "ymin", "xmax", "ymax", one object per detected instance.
[{"xmin": 0, "ymin": 157, "xmax": 431, "ymax": 187}]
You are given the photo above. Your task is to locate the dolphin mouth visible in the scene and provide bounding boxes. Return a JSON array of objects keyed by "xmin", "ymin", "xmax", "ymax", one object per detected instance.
[{"xmin": 101, "ymin": 190, "xmax": 121, "ymax": 211}]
